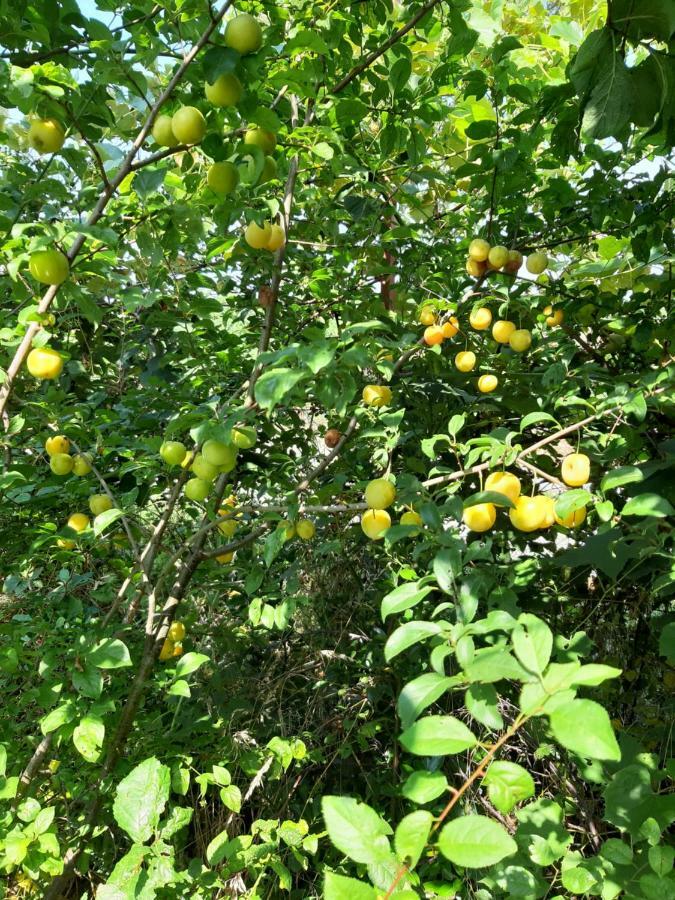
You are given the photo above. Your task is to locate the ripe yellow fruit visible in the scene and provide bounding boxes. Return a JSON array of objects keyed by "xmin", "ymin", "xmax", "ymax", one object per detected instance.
[
  {"xmin": 72, "ymin": 453, "xmax": 92, "ymax": 476},
  {"xmin": 362, "ymin": 385, "xmax": 392, "ymax": 407},
  {"xmin": 463, "ymin": 503, "xmax": 496, "ymax": 532},
  {"xmin": 509, "ymin": 496, "xmax": 545, "ymax": 532},
  {"xmin": 171, "ymin": 106, "xmax": 206, "ymax": 145},
  {"xmin": 89, "ymin": 494, "xmax": 112, "ymax": 516},
  {"xmin": 509, "ymin": 329, "xmax": 532, "ymax": 352},
  {"xmin": 45, "ymin": 435, "xmax": 69, "ymax": 456},
  {"xmin": 400, "ymin": 511, "xmax": 423, "ymax": 528},
  {"xmin": 218, "ymin": 517, "xmax": 238, "ymax": 537},
  {"xmin": 424, "ymin": 325, "xmax": 444, "ymax": 346},
  {"xmin": 487, "ymin": 245, "xmax": 508, "ymax": 269},
  {"xmin": 29, "ymin": 249, "xmax": 69, "ymax": 285},
  {"xmin": 544, "ymin": 305, "xmax": 564, "ymax": 326},
  {"xmin": 492, "ymin": 320, "xmax": 516, "ymax": 343},
  {"xmin": 67, "ymin": 513, "xmax": 90, "ymax": 533},
  {"xmin": 526, "ymin": 251, "xmax": 548, "ymax": 274},
  {"xmin": 202, "ymin": 440, "xmax": 237, "ymax": 468},
  {"xmin": 561, "ymin": 453, "xmax": 590, "ymax": 487},
  {"xmin": 555, "ymin": 505, "xmax": 586, "ymax": 528},
  {"xmin": 191, "ymin": 454, "xmax": 219, "ymax": 482},
  {"xmin": 57, "ymin": 538, "xmax": 76, "ymax": 550},
  {"xmin": 485, "ymin": 472, "xmax": 521, "ymax": 505},
  {"xmin": 419, "ymin": 308, "xmax": 436, "ymax": 326},
  {"xmin": 205, "ymin": 73, "xmax": 243, "ymax": 106},
  {"xmin": 151, "ymin": 114, "xmax": 178, "ymax": 147},
  {"xmin": 159, "ymin": 639, "xmax": 175, "ymax": 661},
  {"xmin": 169, "ymin": 621, "xmax": 186, "ymax": 642},
  {"xmin": 466, "ymin": 258, "xmax": 486, "ymax": 277},
  {"xmin": 469, "ymin": 307, "xmax": 492, "ymax": 330},
  {"xmin": 28, "ymin": 118, "xmax": 66, "ymax": 154},
  {"xmin": 50, "ymin": 453, "xmax": 73, "ymax": 475},
  {"xmin": 536, "ymin": 495, "xmax": 556, "ymax": 528},
  {"xmin": 245, "ymin": 220, "xmax": 272, "ymax": 249},
  {"xmin": 504, "ymin": 250, "xmax": 523, "ymax": 273},
  {"xmin": 361, "ymin": 508, "xmax": 391, "ymax": 540},
  {"xmin": 173, "ymin": 643, "xmax": 184, "ymax": 657},
  {"xmin": 207, "ymin": 161, "xmax": 239, "ymax": 195},
  {"xmin": 244, "ymin": 127, "xmax": 276, "ymax": 154},
  {"xmin": 27, "ymin": 346, "xmax": 64, "ymax": 379},
  {"xmin": 468, "ymin": 238, "xmax": 490, "ymax": 261},
  {"xmin": 185, "ymin": 477, "xmax": 211, "ymax": 501},
  {"xmin": 224, "ymin": 13, "xmax": 263, "ymax": 54},
  {"xmin": 365, "ymin": 478, "xmax": 396, "ymax": 509},
  {"xmin": 216, "ymin": 551, "xmax": 235, "ymax": 564},
  {"xmin": 266, "ymin": 223, "xmax": 286, "ymax": 252},
  {"xmin": 442, "ymin": 317, "xmax": 459, "ymax": 339},
  {"xmin": 296, "ymin": 519, "xmax": 316, "ymax": 540},
  {"xmin": 455, "ymin": 351, "xmax": 476, "ymax": 372},
  {"xmin": 477, "ymin": 374, "xmax": 498, "ymax": 393}
]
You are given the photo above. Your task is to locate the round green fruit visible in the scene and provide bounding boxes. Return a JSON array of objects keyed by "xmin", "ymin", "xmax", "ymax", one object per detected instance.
[
  {"xmin": 232, "ymin": 426, "xmax": 256, "ymax": 449},
  {"xmin": 205, "ymin": 73, "xmax": 243, "ymax": 106},
  {"xmin": 184, "ymin": 478, "xmax": 211, "ymax": 502},
  {"xmin": 207, "ymin": 161, "xmax": 239, "ymax": 195},
  {"xmin": 171, "ymin": 106, "xmax": 207, "ymax": 145},
  {"xmin": 160, "ymin": 441, "xmax": 187, "ymax": 466},
  {"xmin": 224, "ymin": 14, "xmax": 263, "ymax": 55},
  {"xmin": 50, "ymin": 453, "xmax": 74, "ymax": 475},
  {"xmin": 191, "ymin": 454, "xmax": 219, "ymax": 482},
  {"xmin": 27, "ymin": 118, "xmax": 65, "ymax": 154},
  {"xmin": 152, "ymin": 114, "xmax": 178, "ymax": 147},
  {"xmin": 296, "ymin": 519, "xmax": 315, "ymax": 540},
  {"xmin": 244, "ymin": 127, "xmax": 276, "ymax": 154},
  {"xmin": 259, "ymin": 155, "xmax": 277, "ymax": 184},
  {"xmin": 72, "ymin": 453, "xmax": 92, "ymax": 476},
  {"xmin": 29, "ymin": 249, "xmax": 69, "ymax": 285},
  {"xmin": 89, "ymin": 494, "xmax": 113, "ymax": 516},
  {"xmin": 202, "ymin": 440, "xmax": 237, "ymax": 468}
]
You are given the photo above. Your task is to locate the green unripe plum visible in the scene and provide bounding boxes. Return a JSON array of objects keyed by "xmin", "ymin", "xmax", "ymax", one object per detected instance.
[
  {"xmin": 27, "ymin": 118, "xmax": 65, "ymax": 154},
  {"xmin": 207, "ymin": 161, "xmax": 239, "ymax": 195},
  {"xmin": 232, "ymin": 426, "xmax": 256, "ymax": 449},
  {"xmin": 50, "ymin": 453, "xmax": 74, "ymax": 475},
  {"xmin": 89, "ymin": 494, "xmax": 113, "ymax": 515},
  {"xmin": 171, "ymin": 106, "xmax": 207, "ymax": 145},
  {"xmin": 191, "ymin": 454, "xmax": 219, "ymax": 481},
  {"xmin": 72, "ymin": 453, "xmax": 93, "ymax": 476},
  {"xmin": 259, "ymin": 155, "xmax": 277, "ymax": 184},
  {"xmin": 205, "ymin": 73, "xmax": 243, "ymax": 106},
  {"xmin": 185, "ymin": 477, "xmax": 211, "ymax": 501},
  {"xmin": 224, "ymin": 14, "xmax": 263, "ymax": 55},
  {"xmin": 29, "ymin": 249, "xmax": 69, "ymax": 285},
  {"xmin": 152, "ymin": 114, "xmax": 179, "ymax": 147},
  {"xmin": 202, "ymin": 440, "xmax": 237, "ymax": 468},
  {"xmin": 160, "ymin": 441, "xmax": 187, "ymax": 466},
  {"xmin": 526, "ymin": 251, "xmax": 548, "ymax": 274},
  {"xmin": 244, "ymin": 127, "xmax": 276, "ymax": 154}
]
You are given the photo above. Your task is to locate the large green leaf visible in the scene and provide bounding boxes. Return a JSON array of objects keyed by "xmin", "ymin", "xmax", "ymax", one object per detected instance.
[
  {"xmin": 399, "ymin": 715, "xmax": 477, "ymax": 756},
  {"xmin": 549, "ymin": 699, "xmax": 621, "ymax": 761},
  {"xmin": 112, "ymin": 757, "xmax": 171, "ymax": 843},
  {"xmin": 438, "ymin": 815, "xmax": 517, "ymax": 868},
  {"xmin": 321, "ymin": 796, "xmax": 392, "ymax": 865}
]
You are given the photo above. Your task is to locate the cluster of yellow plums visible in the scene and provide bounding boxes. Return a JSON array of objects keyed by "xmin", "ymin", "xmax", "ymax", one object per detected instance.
[
  {"xmin": 160, "ymin": 621, "xmax": 187, "ymax": 661},
  {"xmin": 359, "ymin": 478, "xmax": 423, "ymax": 541},
  {"xmin": 465, "ymin": 237, "xmax": 548, "ymax": 279},
  {"xmin": 44, "ymin": 435, "xmax": 116, "ymax": 549},
  {"xmin": 463, "ymin": 453, "xmax": 591, "ymax": 534}
]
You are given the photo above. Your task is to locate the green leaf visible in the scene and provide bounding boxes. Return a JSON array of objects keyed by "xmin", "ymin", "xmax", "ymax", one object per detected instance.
[
  {"xmin": 622, "ymin": 493, "xmax": 674, "ymax": 518},
  {"xmin": 112, "ymin": 757, "xmax": 170, "ymax": 843},
  {"xmin": 324, "ymin": 873, "xmax": 379, "ymax": 900},
  {"xmin": 600, "ymin": 465, "xmax": 645, "ymax": 491},
  {"xmin": 519, "ymin": 411, "xmax": 559, "ymax": 431},
  {"xmin": 600, "ymin": 838, "xmax": 634, "ymax": 866},
  {"xmin": 93, "ymin": 507, "xmax": 125, "ymax": 536},
  {"xmin": 220, "ymin": 783, "xmax": 242, "ymax": 812},
  {"xmin": 321, "ymin": 796, "xmax": 392, "ymax": 865},
  {"xmin": 561, "ymin": 866, "xmax": 598, "ymax": 893},
  {"xmin": 161, "ymin": 806, "xmax": 193, "ymax": 840},
  {"xmin": 464, "ymin": 646, "xmax": 531, "ymax": 683},
  {"xmin": 464, "ymin": 490, "xmax": 515, "ymax": 510},
  {"xmin": 206, "ymin": 828, "xmax": 230, "ymax": 866},
  {"xmin": 381, "ymin": 581, "xmax": 434, "ymax": 620},
  {"xmin": 433, "ymin": 546, "xmax": 462, "ymax": 593},
  {"xmin": 40, "ymin": 701, "xmax": 76, "ymax": 735},
  {"xmin": 399, "ymin": 715, "xmax": 477, "ymax": 756},
  {"xmin": 570, "ymin": 664, "xmax": 622, "ymax": 686},
  {"xmin": 72, "ymin": 664, "xmax": 103, "ymax": 699},
  {"xmin": 73, "ymin": 715, "xmax": 105, "ymax": 763},
  {"xmin": 401, "ymin": 769, "xmax": 448, "ymax": 804},
  {"xmin": 553, "ymin": 490, "xmax": 592, "ymax": 520},
  {"xmin": 465, "ymin": 683, "xmax": 504, "ymax": 730},
  {"xmin": 483, "ymin": 761, "xmax": 535, "ymax": 813},
  {"xmin": 202, "ymin": 45, "xmax": 239, "ymax": 81},
  {"xmin": 512, "ymin": 614, "xmax": 553, "ymax": 676},
  {"xmin": 397, "ymin": 673, "xmax": 459, "ymax": 730},
  {"xmin": 87, "ymin": 639, "xmax": 132, "ymax": 669},
  {"xmin": 549, "ymin": 699, "xmax": 620, "ymax": 761},
  {"xmin": 254, "ymin": 367, "xmax": 308, "ymax": 412},
  {"xmin": 384, "ymin": 621, "xmax": 443, "ymax": 661},
  {"xmin": 394, "ymin": 810, "xmax": 432, "ymax": 868},
  {"xmin": 648, "ymin": 844, "xmax": 674, "ymax": 876},
  {"xmin": 175, "ymin": 652, "xmax": 209, "ymax": 678},
  {"xmin": 438, "ymin": 815, "xmax": 517, "ymax": 868}
]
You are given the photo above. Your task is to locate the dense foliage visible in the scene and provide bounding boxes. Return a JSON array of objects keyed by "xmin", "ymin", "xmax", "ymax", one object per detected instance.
[{"xmin": 1, "ymin": 0, "xmax": 674, "ymax": 897}]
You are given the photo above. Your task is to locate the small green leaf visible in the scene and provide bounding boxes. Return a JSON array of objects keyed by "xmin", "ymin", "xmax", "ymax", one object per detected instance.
[
  {"xmin": 464, "ymin": 490, "xmax": 515, "ymax": 510},
  {"xmin": 381, "ymin": 581, "xmax": 434, "ymax": 620},
  {"xmin": 622, "ymin": 493, "xmax": 674, "ymax": 518},
  {"xmin": 397, "ymin": 673, "xmax": 459, "ymax": 730},
  {"xmin": 401, "ymin": 770, "xmax": 448, "ymax": 804},
  {"xmin": 87, "ymin": 638, "xmax": 132, "ymax": 669},
  {"xmin": 175, "ymin": 652, "xmax": 209, "ymax": 678},
  {"xmin": 322, "ymin": 796, "xmax": 392, "ymax": 865},
  {"xmin": 399, "ymin": 715, "xmax": 477, "ymax": 756},
  {"xmin": 549, "ymin": 699, "xmax": 620, "ymax": 761},
  {"xmin": 73, "ymin": 715, "xmax": 105, "ymax": 763},
  {"xmin": 512, "ymin": 614, "xmax": 553, "ymax": 676},
  {"xmin": 600, "ymin": 465, "xmax": 644, "ymax": 491},
  {"xmin": 385, "ymin": 621, "xmax": 443, "ymax": 661},
  {"xmin": 483, "ymin": 761, "xmax": 535, "ymax": 813},
  {"xmin": 254, "ymin": 367, "xmax": 307, "ymax": 412},
  {"xmin": 465, "ymin": 683, "xmax": 504, "ymax": 730},
  {"xmin": 570, "ymin": 664, "xmax": 622, "ymax": 686},
  {"xmin": 438, "ymin": 815, "xmax": 517, "ymax": 868},
  {"xmin": 324, "ymin": 872, "xmax": 379, "ymax": 900},
  {"xmin": 93, "ymin": 507, "xmax": 125, "ymax": 536},
  {"xmin": 394, "ymin": 810, "xmax": 433, "ymax": 868}
]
